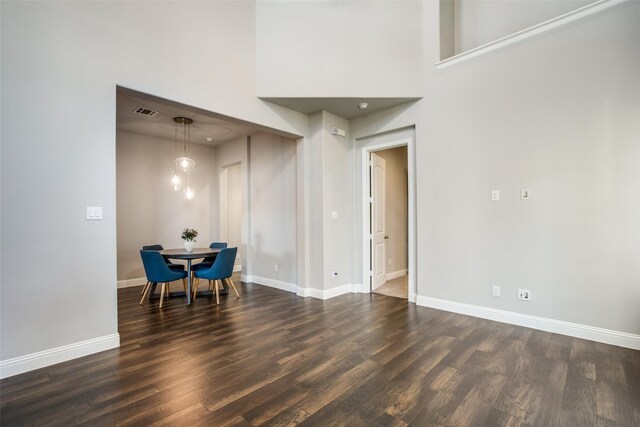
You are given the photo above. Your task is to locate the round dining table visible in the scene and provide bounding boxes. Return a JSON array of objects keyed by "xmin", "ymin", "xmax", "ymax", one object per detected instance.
[{"xmin": 160, "ymin": 248, "xmax": 221, "ymax": 305}]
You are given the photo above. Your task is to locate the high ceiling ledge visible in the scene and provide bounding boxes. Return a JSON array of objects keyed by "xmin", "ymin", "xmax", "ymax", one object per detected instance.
[{"xmin": 259, "ymin": 97, "xmax": 421, "ymax": 120}]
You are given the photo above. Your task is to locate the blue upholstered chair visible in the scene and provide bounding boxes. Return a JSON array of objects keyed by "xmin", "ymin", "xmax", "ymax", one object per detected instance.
[
  {"xmin": 193, "ymin": 247, "xmax": 239, "ymax": 304},
  {"xmin": 142, "ymin": 244, "xmax": 185, "ymax": 271},
  {"xmin": 191, "ymin": 242, "xmax": 227, "ymax": 273},
  {"xmin": 139, "ymin": 250, "xmax": 188, "ymax": 308}
]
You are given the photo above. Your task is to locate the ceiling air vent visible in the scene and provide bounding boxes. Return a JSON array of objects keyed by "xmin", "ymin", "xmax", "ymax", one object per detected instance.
[{"xmin": 133, "ymin": 106, "xmax": 159, "ymax": 117}]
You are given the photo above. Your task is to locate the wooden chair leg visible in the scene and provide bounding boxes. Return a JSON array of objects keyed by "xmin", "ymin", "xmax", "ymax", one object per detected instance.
[
  {"xmin": 215, "ymin": 280, "xmax": 220, "ymax": 305},
  {"xmin": 182, "ymin": 278, "xmax": 187, "ymax": 293},
  {"xmin": 193, "ymin": 278, "xmax": 200, "ymax": 301},
  {"xmin": 208, "ymin": 279, "xmax": 212, "ymax": 291},
  {"xmin": 159, "ymin": 283, "xmax": 166, "ymax": 308},
  {"xmin": 226, "ymin": 277, "xmax": 240, "ymax": 298},
  {"xmin": 139, "ymin": 281, "xmax": 151, "ymax": 305}
]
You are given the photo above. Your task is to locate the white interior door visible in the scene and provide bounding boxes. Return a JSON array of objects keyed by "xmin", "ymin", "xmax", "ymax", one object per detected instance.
[{"xmin": 371, "ymin": 152, "xmax": 386, "ymax": 290}]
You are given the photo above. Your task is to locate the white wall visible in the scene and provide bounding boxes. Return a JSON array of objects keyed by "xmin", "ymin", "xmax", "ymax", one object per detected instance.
[
  {"xmin": 353, "ymin": 1, "xmax": 640, "ymax": 336},
  {"xmin": 116, "ymin": 131, "xmax": 216, "ymax": 280},
  {"xmin": 256, "ymin": 0, "xmax": 424, "ymax": 97},
  {"xmin": 249, "ymin": 133, "xmax": 298, "ymax": 285},
  {"xmin": 0, "ymin": 1, "xmax": 307, "ymax": 364},
  {"xmin": 376, "ymin": 146, "xmax": 408, "ymax": 277},
  {"xmin": 452, "ymin": 0, "xmax": 596, "ymax": 54}
]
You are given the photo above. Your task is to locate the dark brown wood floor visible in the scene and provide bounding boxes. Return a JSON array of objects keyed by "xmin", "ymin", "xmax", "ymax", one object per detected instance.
[{"xmin": 2, "ymin": 278, "xmax": 639, "ymax": 426}]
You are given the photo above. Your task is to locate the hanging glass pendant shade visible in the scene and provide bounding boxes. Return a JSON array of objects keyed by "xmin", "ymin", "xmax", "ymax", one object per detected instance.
[
  {"xmin": 176, "ymin": 156, "xmax": 195, "ymax": 173},
  {"xmin": 171, "ymin": 173, "xmax": 181, "ymax": 191},
  {"xmin": 173, "ymin": 116, "xmax": 195, "ymax": 173}
]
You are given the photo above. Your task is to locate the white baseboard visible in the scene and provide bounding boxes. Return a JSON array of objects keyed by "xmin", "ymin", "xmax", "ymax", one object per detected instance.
[
  {"xmin": 416, "ymin": 296, "xmax": 640, "ymax": 350},
  {"xmin": 386, "ymin": 269, "xmax": 407, "ymax": 281},
  {"xmin": 242, "ymin": 275, "xmax": 298, "ymax": 293},
  {"xmin": 117, "ymin": 277, "xmax": 147, "ymax": 289},
  {"xmin": 0, "ymin": 333, "xmax": 121, "ymax": 379},
  {"xmin": 297, "ymin": 283, "xmax": 364, "ymax": 300},
  {"xmin": 242, "ymin": 275, "xmax": 366, "ymax": 301}
]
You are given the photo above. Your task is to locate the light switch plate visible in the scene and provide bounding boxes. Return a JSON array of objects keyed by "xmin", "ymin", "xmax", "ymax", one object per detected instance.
[
  {"xmin": 331, "ymin": 211, "xmax": 338, "ymax": 219},
  {"xmin": 491, "ymin": 190, "xmax": 500, "ymax": 201},
  {"xmin": 86, "ymin": 206, "xmax": 103, "ymax": 220}
]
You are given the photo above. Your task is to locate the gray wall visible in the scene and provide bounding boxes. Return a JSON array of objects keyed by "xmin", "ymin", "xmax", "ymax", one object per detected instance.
[
  {"xmin": 453, "ymin": 0, "xmax": 596, "ymax": 54},
  {"xmin": 305, "ymin": 112, "xmax": 356, "ymax": 292},
  {"xmin": 353, "ymin": 0, "xmax": 640, "ymax": 334},
  {"xmin": 2, "ymin": 0, "xmax": 638, "ymax": 370},
  {"xmin": 256, "ymin": 1, "xmax": 424, "ymax": 97},
  {"xmin": 249, "ymin": 133, "xmax": 298, "ymax": 284},
  {"xmin": 0, "ymin": 1, "xmax": 307, "ymax": 362},
  {"xmin": 116, "ymin": 131, "xmax": 217, "ymax": 281}
]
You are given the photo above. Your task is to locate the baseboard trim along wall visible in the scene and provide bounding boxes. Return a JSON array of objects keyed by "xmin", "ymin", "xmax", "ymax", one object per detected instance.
[
  {"xmin": 242, "ymin": 275, "xmax": 298, "ymax": 293},
  {"xmin": 117, "ymin": 277, "xmax": 147, "ymax": 289},
  {"xmin": 0, "ymin": 333, "xmax": 121, "ymax": 379},
  {"xmin": 416, "ymin": 295, "xmax": 640, "ymax": 350},
  {"xmin": 297, "ymin": 284, "xmax": 365, "ymax": 299},
  {"xmin": 386, "ymin": 269, "xmax": 408, "ymax": 281}
]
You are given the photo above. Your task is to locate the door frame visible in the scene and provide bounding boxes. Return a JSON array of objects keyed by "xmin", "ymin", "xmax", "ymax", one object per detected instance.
[{"xmin": 361, "ymin": 136, "xmax": 416, "ymax": 303}]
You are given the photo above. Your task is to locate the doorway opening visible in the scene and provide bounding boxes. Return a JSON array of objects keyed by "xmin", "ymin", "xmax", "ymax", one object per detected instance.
[
  {"xmin": 360, "ymin": 129, "xmax": 416, "ymax": 302},
  {"xmin": 369, "ymin": 146, "xmax": 408, "ymax": 299}
]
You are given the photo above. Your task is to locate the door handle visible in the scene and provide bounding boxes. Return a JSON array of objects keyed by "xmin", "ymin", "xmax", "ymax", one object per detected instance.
[{"xmin": 384, "ymin": 235, "xmax": 389, "ymax": 239}]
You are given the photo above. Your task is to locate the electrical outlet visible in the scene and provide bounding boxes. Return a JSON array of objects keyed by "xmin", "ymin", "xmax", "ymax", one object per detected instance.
[
  {"xmin": 517, "ymin": 289, "xmax": 531, "ymax": 301},
  {"xmin": 331, "ymin": 269, "xmax": 338, "ymax": 278},
  {"xmin": 492, "ymin": 285, "xmax": 500, "ymax": 297},
  {"xmin": 273, "ymin": 264, "xmax": 278, "ymax": 272}
]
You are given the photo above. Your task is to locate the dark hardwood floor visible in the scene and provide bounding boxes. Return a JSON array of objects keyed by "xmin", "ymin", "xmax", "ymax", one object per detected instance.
[{"xmin": 2, "ymin": 277, "xmax": 639, "ymax": 426}]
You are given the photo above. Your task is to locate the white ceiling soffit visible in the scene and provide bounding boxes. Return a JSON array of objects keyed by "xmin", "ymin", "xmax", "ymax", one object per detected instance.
[
  {"xmin": 259, "ymin": 97, "xmax": 421, "ymax": 120},
  {"xmin": 116, "ymin": 87, "xmax": 301, "ymax": 147}
]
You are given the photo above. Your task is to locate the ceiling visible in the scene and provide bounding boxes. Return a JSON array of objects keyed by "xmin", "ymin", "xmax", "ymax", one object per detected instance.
[
  {"xmin": 117, "ymin": 91, "xmax": 266, "ymax": 147},
  {"xmin": 117, "ymin": 89, "xmax": 421, "ymax": 144},
  {"xmin": 260, "ymin": 97, "xmax": 421, "ymax": 120}
]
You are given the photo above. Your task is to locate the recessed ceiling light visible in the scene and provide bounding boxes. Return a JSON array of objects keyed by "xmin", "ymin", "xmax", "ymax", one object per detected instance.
[
  {"xmin": 358, "ymin": 102, "xmax": 368, "ymax": 110},
  {"xmin": 225, "ymin": 129, "xmax": 231, "ymax": 133},
  {"xmin": 206, "ymin": 137, "xmax": 213, "ymax": 142}
]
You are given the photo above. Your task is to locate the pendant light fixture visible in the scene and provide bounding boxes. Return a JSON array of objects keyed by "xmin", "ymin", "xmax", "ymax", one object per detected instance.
[
  {"xmin": 171, "ymin": 116, "xmax": 196, "ymax": 199},
  {"xmin": 174, "ymin": 117, "xmax": 195, "ymax": 173}
]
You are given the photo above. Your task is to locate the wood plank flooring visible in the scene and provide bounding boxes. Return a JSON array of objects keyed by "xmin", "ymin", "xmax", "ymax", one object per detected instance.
[{"xmin": 2, "ymin": 278, "xmax": 639, "ymax": 426}]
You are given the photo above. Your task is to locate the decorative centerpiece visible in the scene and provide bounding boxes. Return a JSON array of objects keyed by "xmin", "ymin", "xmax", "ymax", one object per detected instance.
[{"xmin": 181, "ymin": 228, "xmax": 198, "ymax": 252}]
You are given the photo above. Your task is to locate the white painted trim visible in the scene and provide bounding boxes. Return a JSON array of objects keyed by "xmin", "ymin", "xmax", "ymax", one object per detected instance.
[
  {"xmin": 436, "ymin": 0, "xmax": 627, "ymax": 69},
  {"xmin": 0, "ymin": 333, "xmax": 120, "ymax": 379},
  {"xmin": 297, "ymin": 284, "xmax": 365, "ymax": 300},
  {"xmin": 361, "ymin": 136, "xmax": 417, "ymax": 304},
  {"xmin": 416, "ymin": 296, "xmax": 640, "ymax": 350},
  {"xmin": 243, "ymin": 275, "xmax": 298, "ymax": 293},
  {"xmin": 386, "ymin": 269, "xmax": 407, "ymax": 281},
  {"xmin": 117, "ymin": 277, "xmax": 147, "ymax": 289}
]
